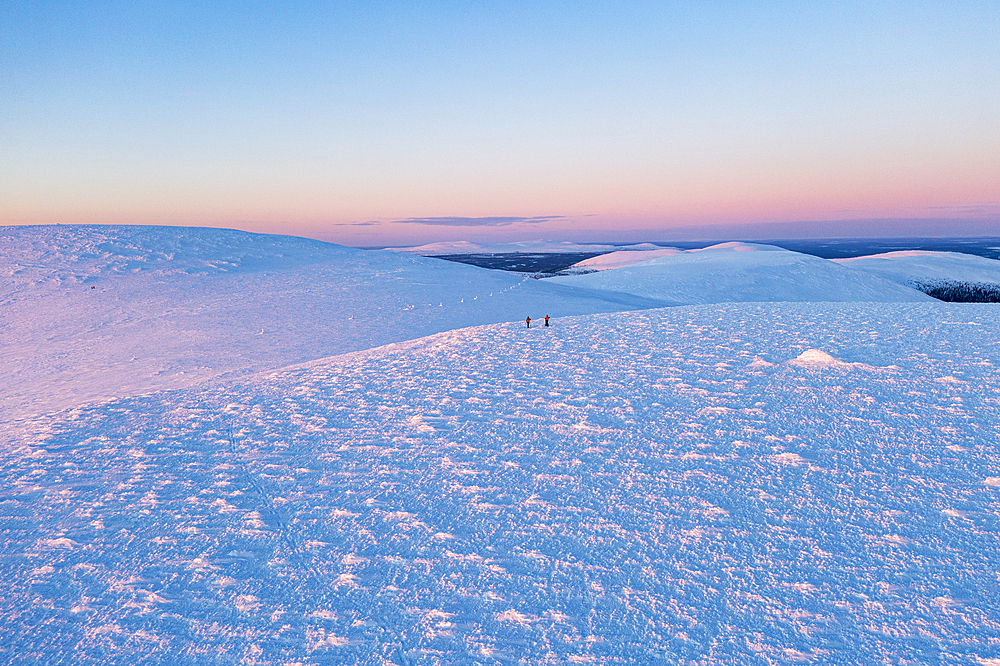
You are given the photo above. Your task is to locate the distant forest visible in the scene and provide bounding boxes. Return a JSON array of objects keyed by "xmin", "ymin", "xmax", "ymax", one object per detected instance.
[{"xmin": 912, "ymin": 280, "xmax": 1000, "ymax": 303}]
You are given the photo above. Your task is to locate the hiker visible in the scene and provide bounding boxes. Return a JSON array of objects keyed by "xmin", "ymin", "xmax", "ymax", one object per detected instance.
[
  {"xmin": 526, "ymin": 316, "xmax": 531, "ymax": 328},
  {"xmin": 544, "ymin": 315, "xmax": 549, "ymax": 327}
]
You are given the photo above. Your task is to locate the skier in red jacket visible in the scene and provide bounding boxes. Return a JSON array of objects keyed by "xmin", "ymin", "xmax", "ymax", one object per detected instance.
[{"xmin": 526, "ymin": 316, "xmax": 531, "ymax": 328}]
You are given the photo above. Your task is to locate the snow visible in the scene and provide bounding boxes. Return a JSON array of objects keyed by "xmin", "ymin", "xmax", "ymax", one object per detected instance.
[
  {"xmin": 835, "ymin": 250, "xmax": 1000, "ymax": 288},
  {"xmin": 550, "ymin": 242, "xmax": 933, "ymax": 304},
  {"xmin": 386, "ymin": 240, "xmax": 622, "ymax": 255},
  {"xmin": 5, "ymin": 226, "xmax": 1000, "ymax": 664},
  {"xmin": 568, "ymin": 247, "xmax": 685, "ymax": 272},
  {"xmin": 5, "ymin": 301, "xmax": 1000, "ymax": 664},
  {"xmin": 0, "ymin": 225, "xmax": 664, "ymax": 423}
]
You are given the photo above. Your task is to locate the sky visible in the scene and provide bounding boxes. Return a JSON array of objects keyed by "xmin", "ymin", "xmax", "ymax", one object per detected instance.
[{"xmin": 2, "ymin": 0, "xmax": 998, "ymax": 246}]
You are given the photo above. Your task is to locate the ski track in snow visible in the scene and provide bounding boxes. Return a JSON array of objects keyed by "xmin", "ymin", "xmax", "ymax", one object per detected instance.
[{"xmin": 4, "ymin": 302, "xmax": 1000, "ymax": 665}]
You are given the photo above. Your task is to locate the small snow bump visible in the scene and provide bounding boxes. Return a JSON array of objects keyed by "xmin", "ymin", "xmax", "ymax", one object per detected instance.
[
  {"xmin": 697, "ymin": 406, "xmax": 731, "ymax": 416},
  {"xmin": 789, "ymin": 349, "xmax": 848, "ymax": 368},
  {"xmin": 496, "ymin": 609, "xmax": 532, "ymax": 626},
  {"xmin": 39, "ymin": 537, "xmax": 78, "ymax": 549},
  {"xmin": 771, "ymin": 452, "xmax": 806, "ymax": 466}
]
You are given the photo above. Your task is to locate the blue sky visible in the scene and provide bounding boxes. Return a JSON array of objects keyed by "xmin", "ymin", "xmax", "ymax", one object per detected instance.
[{"xmin": 2, "ymin": 1, "xmax": 998, "ymax": 244}]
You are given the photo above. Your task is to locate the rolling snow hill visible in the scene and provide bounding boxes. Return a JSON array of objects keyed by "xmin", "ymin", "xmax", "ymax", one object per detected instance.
[
  {"xmin": 836, "ymin": 250, "xmax": 1000, "ymax": 300},
  {"xmin": 4, "ymin": 302, "xmax": 1000, "ymax": 664},
  {"xmin": 549, "ymin": 242, "xmax": 933, "ymax": 304},
  {"xmin": 562, "ymin": 247, "xmax": 685, "ymax": 273},
  {"xmin": 0, "ymin": 226, "xmax": 666, "ymax": 423},
  {"xmin": 385, "ymin": 240, "xmax": 622, "ymax": 255}
]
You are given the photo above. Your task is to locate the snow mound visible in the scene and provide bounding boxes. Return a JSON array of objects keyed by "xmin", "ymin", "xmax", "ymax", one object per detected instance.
[
  {"xmin": 790, "ymin": 348, "xmax": 848, "ymax": 367},
  {"xmin": 788, "ymin": 348, "xmax": 881, "ymax": 370},
  {"xmin": 0, "ymin": 225, "xmax": 666, "ymax": 422},
  {"xmin": 6, "ymin": 302, "xmax": 1000, "ymax": 663},
  {"xmin": 550, "ymin": 243, "xmax": 931, "ymax": 304}
]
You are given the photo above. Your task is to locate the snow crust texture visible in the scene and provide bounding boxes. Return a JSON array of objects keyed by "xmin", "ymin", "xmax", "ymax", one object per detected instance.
[{"xmin": 5, "ymin": 302, "xmax": 1000, "ymax": 665}]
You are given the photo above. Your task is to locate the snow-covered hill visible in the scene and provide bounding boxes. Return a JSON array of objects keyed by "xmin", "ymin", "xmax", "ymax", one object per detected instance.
[
  {"xmin": 0, "ymin": 226, "xmax": 666, "ymax": 422},
  {"xmin": 5, "ymin": 302, "xmax": 1000, "ymax": 664},
  {"xmin": 562, "ymin": 247, "xmax": 685, "ymax": 272},
  {"xmin": 386, "ymin": 240, "xmax": 622, "ymax": 255},
  {"xmin": 549, "ymin": 242, "xmax": 933, "ymax": 304},
  {"xmin": 836, "ymin": 250, "xmax": 1000, "ymax": 301}
]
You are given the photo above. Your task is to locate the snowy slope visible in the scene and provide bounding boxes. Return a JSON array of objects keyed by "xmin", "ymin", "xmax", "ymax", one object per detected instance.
[
  {"xmin": 835, "ymin": 250, "xmax": 1000, "ymax": 288},
  {"xmin": 1, "ymin": 226, "xmax": 667, "ymax": 422},
  {"xmin": 4, "ymin": 302, "xmax": 1000, "ymax": 664},
  {"xmin": 550, "ymin": 242, "xmax": 933, "ymax": 304},
  {"xmin": 566, "ymin": 247, "xmax": 685, "ymax": 271}
]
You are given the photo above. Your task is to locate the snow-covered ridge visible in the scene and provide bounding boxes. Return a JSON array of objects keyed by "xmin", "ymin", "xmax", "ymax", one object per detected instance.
[
  {"xmin": 836, "ymin": 250, "xmax": 1000, "ymax": 287},
  {"xmin": 551, "ymin": 242, "xmax": 932, "ymax": 304},
  {"xmin": 0, "ymin": 225, "xmax": 666, "ymax": 423},
  {"xmin": 563, "ymin": 241, "xmax": 788, "ymax": 274},
  {"xmin": 1, "ymin": 224, "xmax": 356, "ymax": 287},
  {"xmin": 569, "ymin": 247, "xmax": 685, "ymax": 271},
  {"xmin": 385, "ymin": 240, "xmax": 655, "ymax": 255}
]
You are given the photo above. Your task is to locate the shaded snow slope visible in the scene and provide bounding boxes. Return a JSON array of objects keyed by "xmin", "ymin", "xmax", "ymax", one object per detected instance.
[
  {"xmin": 1, "ymin": 226, "xmax": 667, "ymax": 422},
  {"xmin": 550, "ymin": 242, "xmax": 933, "ymax": 304},
  {"xmin": 4, "ymin": 302, "xmax": 1000, "ymax": 664},
  {"xmin": 835, "ymin": 250, "xmax": 1000, "ymax": 288}
]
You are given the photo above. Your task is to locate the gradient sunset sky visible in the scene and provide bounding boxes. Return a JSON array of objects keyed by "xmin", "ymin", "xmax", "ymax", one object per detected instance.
[{"xmin": 2, "ymin": 1, "xmax": 998, "ymax": 245}]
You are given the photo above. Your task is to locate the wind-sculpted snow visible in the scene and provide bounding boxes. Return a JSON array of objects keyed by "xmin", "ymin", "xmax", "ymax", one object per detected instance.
[
  {"xmin": 550, "ymin": 243, "xmax": 933, "ymax": 305},
  {"xmin": 4, "ymin": 302, "xmax": 1000, "ymax": 665},
  {"xmin": 1, "ymin": 226, "xmax": 664, "ymax": 422}
]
